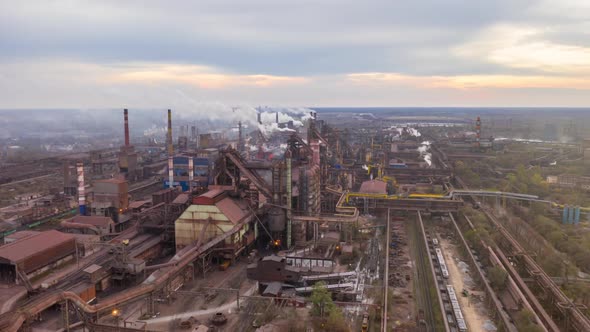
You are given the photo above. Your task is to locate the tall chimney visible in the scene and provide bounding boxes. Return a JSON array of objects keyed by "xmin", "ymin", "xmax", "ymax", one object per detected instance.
[
  {"xmin": 167, "ymin": 109, "xmax": 174, "ymax": 156},
  {"xmin": 286, "ymin": 149, "xmax": 292, "ymax": 248},
  {"xmin": 124, "ymin": 108, "xmax": 130, "ymax": 146},
  {"xmin": 168, "ymin": 156, "xmax": 174, "ymax": 189},
  {"xmin": 188, "ymin": 157, "xmax": 194, "ymax": 192},
  {"xmin": 77, "ymin": 162, "xmax": 86, "ymax": 215},
  {"xmin": 257, "ymin": 112, "xmax": 262, "ymax": 124},
  {"xmin": 167, "ymin": 109, "xmax": 174, "ymax": 188},
  {"xmin": 238, "ymin": 121, "xmax": 244, "ymax": 153},
  {"xmin": 276, "ymin": 112, "xmax": 279, "ymax": 124}
]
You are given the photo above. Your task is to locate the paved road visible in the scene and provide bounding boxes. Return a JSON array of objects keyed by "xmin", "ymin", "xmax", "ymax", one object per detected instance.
[{"xmin": 143, "ymin": 285, "xmax": 258, "ymax": 325}]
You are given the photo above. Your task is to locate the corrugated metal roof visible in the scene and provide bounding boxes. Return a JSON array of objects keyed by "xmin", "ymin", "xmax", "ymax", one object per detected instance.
[
  {"xmin": 128, "ymin": 200, "xmax": 150, "ymax": 209},
  {"xmin": 177, "ymin": 204, "xmax": 229, "ymax": 223},
  {"xmin": 4, "ymin": 230, "xmax": 40, "ymax": 242},
  {"xmin": 0, "ymin": 230, "xmax": 75, "ymax": 264},
  {"xmin": 263, "ymin": 282, "xmax": 283, "ymax": 296},
  {"xmin": 193, "ymin": 189, "xmax": 226, "ymax": 205},
  {"xmin": 69, "ymin": 215, "xmax": 114, "ymax": 227},
  {"xmin": 216, "ymin": 198, "xmax": 250, "ymax": 224},
  {"xmin": 83, "ymin": 264, "xmax": 102, "ymax": 274},
  {"xmin": 262, "ymin": 255, "xmax": 284, "ymax": 263},
  {"xmin": 172, "ymin": 194, "xmax": 189, "ymax": 205},
  {"xmin": 199, "ymin": 189, "xmax": 225, "ymax": 199},
  {"xmin": 176, "ymin": 197, "xmax": 252, "ymax": 225},
  {"xmin": 359, "ymin": 180, "xmax": 387, "ymax": 194}
]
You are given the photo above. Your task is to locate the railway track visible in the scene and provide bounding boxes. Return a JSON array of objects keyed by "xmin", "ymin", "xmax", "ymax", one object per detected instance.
[
  {"xmin": 411, "ymin": 213, "xmax": 436, "ymax": 331},
  {"xmin": 483, "ymin": 208, "xmax": 590, "ymax": 331},
  {"xmin": 382, "ymin": 209, "xmax": 390, "ymax": 331},
  {"xmin": 449, "ymin": 213, "xmax": 518, "ymax": 332},
  {"xmin": 0, "ymin": 225, "xmax": 140, "ymax": 324},
  {"xmin": 0, "ymin": 215, "xmax": 254, "ymax": 331},
  {"xmin": 438, "ymin": 145, "xmax": 590, "ymax": 331}
]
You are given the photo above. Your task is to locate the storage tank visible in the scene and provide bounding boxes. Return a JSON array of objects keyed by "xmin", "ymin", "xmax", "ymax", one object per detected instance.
[{"xmin": 268, "ymin": 207, "xmax": 286, "ymax": 232}]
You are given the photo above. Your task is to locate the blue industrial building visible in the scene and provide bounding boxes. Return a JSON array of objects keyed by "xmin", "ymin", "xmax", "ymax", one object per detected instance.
[{"xmin": 163, "ymin": 155, "xmax": 211, "ymax": 192}]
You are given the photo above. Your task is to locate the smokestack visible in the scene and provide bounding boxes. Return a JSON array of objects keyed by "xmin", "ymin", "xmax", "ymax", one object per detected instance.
[
  {"xmin": 188, "ymin": 157, "xmax": 194, "ymax": 192},
  {"xmin": 276, "ymin": 112, "xmax": 279, "ymax": 124},
  {"xmin": 257, "ymin": 112, "xmax": 262, "ymax": 124},
  {"xmin": 238, "ymin": 121, "xmax": 244, "ymax": 153},
  {"xmin": 168, "ymin": 156, "xmax": 174, "ymax": 189},
  {"xmin": 167, "ymin": 109, "xmax": 174, "ymax": 156},
  {"xmin": 124, "ymin": 108, "xmax": 130, "ymax": 146},
  {"xmin": 77, "ymin": 162, "xmax": 86, "ymax": 215},
  {"xmin": 167, "ymin": 109, "xmax": 174, "ymax": 189},
  {"xmin": 286, "ymin": 149, "xmax": 292, "ymax": 248}
]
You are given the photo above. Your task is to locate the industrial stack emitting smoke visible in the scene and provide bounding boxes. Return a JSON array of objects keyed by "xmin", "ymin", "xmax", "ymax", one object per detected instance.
[
  {"xmin": 167, "ymin": 109, "xmax": 174, "ymax": 189},
  {"xmin": 77, "ymin": 162, "xmax": 86, "ymax": 215},
  {"xmin": 238, "ymin": 121, "xmax": 245, "ymax": 153}
]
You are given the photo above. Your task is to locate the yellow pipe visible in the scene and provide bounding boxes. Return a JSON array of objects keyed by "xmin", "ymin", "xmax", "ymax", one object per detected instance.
[
  {"xmin": 552, "ymin": 202, "xmax": 590, "ymax": 212},
  {"xmin": 345, "ymin": 192, "xmax": 448, "ymax": 203}
]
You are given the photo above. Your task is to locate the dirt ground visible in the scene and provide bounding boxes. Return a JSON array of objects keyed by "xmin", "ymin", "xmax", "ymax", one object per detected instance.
[
  {"xmin": 112, "ymin": 259, "xmax": 255, "ymax": 331},
  {"xmin": 439, "ymin": 236, "xmax": 492, "ymax": 332},
  {"xmin": 388, "ymin": 219, "xmax": 416, "ymax": 330}
]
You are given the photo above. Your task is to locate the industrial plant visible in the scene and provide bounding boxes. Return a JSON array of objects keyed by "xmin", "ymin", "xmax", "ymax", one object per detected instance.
[{"xmin": 1, "ymin": 108, "xmax": 590, "ymax": 332}]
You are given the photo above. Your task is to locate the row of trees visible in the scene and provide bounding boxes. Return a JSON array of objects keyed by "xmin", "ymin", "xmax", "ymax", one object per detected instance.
[
  {"xmin": 310, "ymin": 282, "xmax": 350, "ymax": 332},
  {"xmin": 457, "ymin": 150, "xmax": 590, "ymax": 325}
]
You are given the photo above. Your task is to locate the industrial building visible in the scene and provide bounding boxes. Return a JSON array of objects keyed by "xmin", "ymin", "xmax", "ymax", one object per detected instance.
[
  {"xmin": 2, "ymin": 230, "xmax": 40, "ymax": 244},
  {"xmin": 163, "ymin": 155, "xmax": 210, "ymax": 191},
  {"xmin": 90, "ymin": 178, "xmax": 129, "ymax": 221},
  {"xmin": 0, "ymin": 230, "xmax": 76, "ymax": 284},
  {"xmin": 174, "ymin": 189, "xmax": 256, "ymax": 258},
  {"xmin": 547, "ymin": 174, "xmax": 590, "ymax": 190},
  {"xmin": 359, "ymin": 179, "xmax": 388, "ymax": 194},
  {"xmin": 246, "ymin": 255, "xmax": 301, "ymax": 283},
  {"xmin": 62, "ymin": 215, "xmax": 116, "ymax": 235}
]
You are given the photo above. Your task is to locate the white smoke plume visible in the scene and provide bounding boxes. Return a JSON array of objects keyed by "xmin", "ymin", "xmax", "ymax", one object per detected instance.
[
  {"xmin": 418, "ymin": 140, "xmax": 432, "ymax": 166},
  {"xmin": 144, "ymin": 102, "xmax": 313, "ymax": 137}
]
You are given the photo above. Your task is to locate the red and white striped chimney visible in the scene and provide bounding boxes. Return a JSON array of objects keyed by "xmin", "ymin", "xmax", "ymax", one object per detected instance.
[
  {"xmin": 77, "ymin": 162, "xmax": 86, "ymax": 215},
  {"xmin": 188, "ymin": 157, "xmax": 194, "ymax": 192}
]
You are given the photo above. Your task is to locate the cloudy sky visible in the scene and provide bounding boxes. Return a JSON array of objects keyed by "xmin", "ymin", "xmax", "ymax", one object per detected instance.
[{"xmin": 0, "ymin": 0, "xmax": 589, "ymax": 108}]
